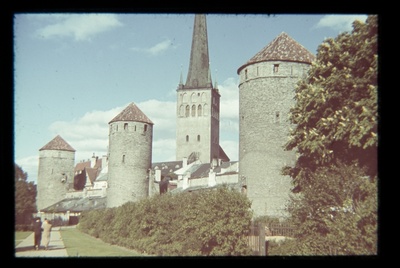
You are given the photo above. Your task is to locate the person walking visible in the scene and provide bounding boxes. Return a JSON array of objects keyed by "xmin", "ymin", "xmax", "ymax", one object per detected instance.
[
  {"xmin": 33, "ymin": 217, "xmax": 43, "ymax": 250},
  {"xmin": 41, "ymin": 218, "xmax": 52, "ymax": 250}
]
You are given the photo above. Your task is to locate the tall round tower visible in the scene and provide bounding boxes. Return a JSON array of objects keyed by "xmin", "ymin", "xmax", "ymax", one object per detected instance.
[
  {"xmin": 37, "ymin": 135, "xmax": 75, "ymax": 211},
  {"xmin": 106, "ymin": 102, "xmax": 154, "ymax": 208},
  {"xmin": 237, "ymin": 32, "xmax": 315, "ymax": 218}
]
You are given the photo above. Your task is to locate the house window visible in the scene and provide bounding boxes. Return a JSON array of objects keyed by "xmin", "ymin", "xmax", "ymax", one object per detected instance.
[
  {"xmin": 186, "ymin": 135, "xmax": 189, "ymax": 142},
  {"xmin": 197, "ymin": 135, "xmax": 200, "ymax": 142},
  {"xmin": 274, "ymin": 64, "xmax": 279, "ymax": 73},
  {"xmin": 144, "ymin": 124, "xmax": 147, "ymax": 132},
  {"xmin": 124, "ymin": 123, "xmax": 128, "ymax": 130}
]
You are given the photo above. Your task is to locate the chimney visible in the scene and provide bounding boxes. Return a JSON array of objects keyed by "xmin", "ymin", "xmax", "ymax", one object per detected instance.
[
  {"xmin": 102, "ymin": 155, "xmax": 108, "ymax": 170},
  {"xmin": 155, "ymin": 168, "xmax": 161, "ymax": 182},
  {"xmin": 91, "ymin": 153, "xmax": 97, "ymax": 168},
  {"xmin": 183, "ymin": 157, "xmax": 188, "ymax": 168}
]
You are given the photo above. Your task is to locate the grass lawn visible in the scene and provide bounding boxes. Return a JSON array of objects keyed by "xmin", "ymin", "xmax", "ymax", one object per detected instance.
[
  {"xmin": 60, "ymin": 227, "xmax": 147, "ymax": 257},
  {"xmin": 15, "ymin": 231, "xmax": 32, "ymax": 246}
]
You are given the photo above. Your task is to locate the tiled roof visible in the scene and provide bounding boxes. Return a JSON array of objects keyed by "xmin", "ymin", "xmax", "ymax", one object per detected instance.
[
  {"xmin": 40, "ymin": 196, "xmax": 107, "ymax": 213},
  {"xmin": 74, "ymin": 161, "xmax": 91, "ymax": 172},
  {"xmin": 237, "ymin": 32, "xmax": 315, "ymax": 74},
  {"xmin": 218, "ymin": 145, "xmax": 230, "ymax": 162},
  {"xmin": 109, "ymin": 102, "xmax": 153, "ymax": 125},
  {"xmin": 39, "ymin": 135, "xmax": 75, "ymax": 152},
  {"xmin": 74, "ymin": 158, "xmax": 102, "ymax": 172}
]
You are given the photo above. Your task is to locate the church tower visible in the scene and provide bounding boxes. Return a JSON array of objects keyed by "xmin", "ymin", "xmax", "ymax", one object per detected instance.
[
  {"xmin": 237, "ymin": 32, "xmax": 315, "ymax": 218},
  {"xmin": 37, "ymin": 135, "xmax": 75, "ymax": 211},
  {"xmin": 106, "ymin": 102, "xmax": 154, "ymax": 208},
  {"xmin": 176, "ymin": 14, "xmax": 229, "ymax": 166}
]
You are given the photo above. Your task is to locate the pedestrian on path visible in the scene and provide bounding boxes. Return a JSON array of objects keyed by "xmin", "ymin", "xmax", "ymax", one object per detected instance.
[
  {"xmin": 41, "ymin": 218, "xmax": 52, "ymax": 250},
  {"xmin": 33, "ymin": 217, "xmax": 43, "ymax": 250}
]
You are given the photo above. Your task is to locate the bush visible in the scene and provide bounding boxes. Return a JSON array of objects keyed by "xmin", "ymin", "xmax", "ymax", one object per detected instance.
[{"xmin": 78, "ymin": 185, "xmax": 253, "ymax": 256}]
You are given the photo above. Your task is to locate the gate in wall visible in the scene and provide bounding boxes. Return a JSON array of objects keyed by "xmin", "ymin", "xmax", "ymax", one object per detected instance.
[{"xmin": 246, "ymin": 221, "xmax": 295, "ymax": 256}]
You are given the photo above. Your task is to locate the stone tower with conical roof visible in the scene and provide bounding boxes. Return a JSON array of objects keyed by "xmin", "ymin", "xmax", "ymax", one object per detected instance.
[
  {"xmin": 106, "ymin": 102, "xmax": 154, "ymax": 208},
  {"xmin": 37, "ymin": 135, "xmax": 76, "ymax": 211},
  {"xmin": 176, "ymin": 14, "xmax": 229, "ymax": 166},
  {"xmin": 237, "ymin": 32, "xmax": 315, "ymax": 218}
]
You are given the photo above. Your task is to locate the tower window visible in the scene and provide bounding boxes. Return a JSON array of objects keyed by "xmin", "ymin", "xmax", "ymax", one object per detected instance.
[
  {"xmin": 186, "ymin": 135, "xmax": 189, "ymax": 142},
  {"xmin": 134, "ymin": 125, "xmax": 136, "ymax": 131},
  {"xmin": 245, "ymin": 69, "xmax": 248, "ymax": 79},
  {"xmin": 122, "ymin": 155, "xmax": 125, "ymax": 163},
  {"xmin": 185, "ymin": 105, "xmax": 190, "ymax": 117},
  {"xmin": 144, "ymin": 124, "xmax": 147, "ymax": 132},
  {"xmin": 197, "ymin": 104, "xmax": 202, "ymax": 116},
  {"xmin": 274, "ymin": 64, "xmax": 279, "ymax": 73},
  {"xmin": 191, "ymin": 105, "xmax": 196, "ymax": 117},
  {"xmin": 124, "ymin": 123, "xmax": 128, "ymax": 130},
  {"xmin": 197, "ymin": 135, "xmax": 200, "ymax": 142}
]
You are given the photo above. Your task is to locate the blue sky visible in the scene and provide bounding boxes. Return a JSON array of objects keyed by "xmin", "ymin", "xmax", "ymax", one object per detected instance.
[{"xmin": 13, "ymin": 13, "xmax": 368, "ymax": 183}]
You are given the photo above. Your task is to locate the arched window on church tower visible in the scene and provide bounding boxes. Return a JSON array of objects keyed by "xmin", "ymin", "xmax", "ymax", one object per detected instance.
[
  {"xmin": 191, "ymin": 105, "xmax": 196, "ymax": 117},
  {"xmin": 203, "ymin": 104, "xmax": 208, "ymax": 116},
  {"xmin": 185, "ymin": 105, "xmax": 190, "ymax": 117},
  {"xmin": 198, "ymin": 104, "xmax": 202, "ymax": 116}
]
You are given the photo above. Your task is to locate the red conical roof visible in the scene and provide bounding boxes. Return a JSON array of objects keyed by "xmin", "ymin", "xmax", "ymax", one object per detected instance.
[
  {"xmin": 39, "ymin": 135, "xmax": 75, "ymax": 152},
  {"xmin": 238, "ymin": 32, "xmax": 315, "ymax": 74},
  {"xmin": 109, "ymin": 102, "xmax": 153, "ymax": 125}
]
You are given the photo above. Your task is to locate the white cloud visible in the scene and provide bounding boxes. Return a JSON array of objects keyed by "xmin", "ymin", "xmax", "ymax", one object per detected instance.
[
  {"xmin": 131, "ymin": 39, "xmax": 176, "ymax": 56},
  {"xmin": 315, "ymin": 15, "xmax": 368, "ymax": 32},
  {"xmin": 18, "ymin": 80, "xmax": 240, "ymax": 184},
  {"xmin": 15, "ymin": 155, "xmax": 39, "ymax": 183},
  {"xmin": 35, "ymin": 14, "xmax": 123, "ymax": 41}
]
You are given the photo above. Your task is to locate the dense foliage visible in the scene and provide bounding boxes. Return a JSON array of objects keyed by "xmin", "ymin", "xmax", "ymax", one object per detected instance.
[
  {"xmin": 15, "ymin": 163, "xmax": 37, "ymax": 228},
  {"xmin": 78, "ymin": 186, "xmax": 253, "ymax": 256},
  {"xmin": 281, "ymin": 15, "xmax": 378, "ymax": 255},
  {"xmin": 283, "ymin": 15, "xmax": 378, "ymax": 191}
]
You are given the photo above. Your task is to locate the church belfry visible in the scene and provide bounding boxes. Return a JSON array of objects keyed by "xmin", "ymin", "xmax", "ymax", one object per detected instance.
[{"xmin": 176, "ymin": 14, "xmax": 229, "ymax": 166}]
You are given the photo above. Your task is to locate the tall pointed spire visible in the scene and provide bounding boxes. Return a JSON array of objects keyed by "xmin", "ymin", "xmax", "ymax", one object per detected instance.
[{"xmin": 185, "ymin": 14, "xmax": 212, "ymax": 88}]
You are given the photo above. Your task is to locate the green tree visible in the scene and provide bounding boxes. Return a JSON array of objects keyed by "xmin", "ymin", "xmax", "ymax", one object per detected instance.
[
  {"xmin": 15, "ymin": 163, "xmax": 37, "ymax": 225},
  {"xmin": 282, "ymin": 15, "xmax": 378, "ymax": 255},
  {"xmin": 283, "ymin": 15, "xmax": 378, "ymax": 192}
]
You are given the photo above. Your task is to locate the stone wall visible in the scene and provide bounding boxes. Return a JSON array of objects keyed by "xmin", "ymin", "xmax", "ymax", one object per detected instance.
[
  {"xmin": 176, "ymin": 88, "xmax": 220, "ymax": 164},
  {"xmin": 37, "ymin": 149, "xmax": 75, "ymax": 211},
  {"xmin": 106, "ymin": 120, "xmax": 152, "ymax": 208},
  {"xmin": 238, "ymin": 60, "xmax": 311, "ymax": 218}
]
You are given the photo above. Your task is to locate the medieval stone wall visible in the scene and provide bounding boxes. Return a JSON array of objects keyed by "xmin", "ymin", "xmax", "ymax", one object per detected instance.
[
  {"xmin": 238, "ymin": 60, "xmax": 311, "ymax": 218},
  {"xmin": 37, "ymin": 149, "xmax": 75, "ymax": 211},
  {"xmin": 176, "ymin": 88, "xmax": 220, "ymax": 164},
  {"xmin": 106, "ymin": 120, "xmax": 152, "ymax": 207}
]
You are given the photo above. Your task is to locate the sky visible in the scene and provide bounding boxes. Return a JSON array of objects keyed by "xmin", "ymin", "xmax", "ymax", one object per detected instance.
[{"xmin": 13, "ymin": 13, "xmax": 369, "ymax": 183}]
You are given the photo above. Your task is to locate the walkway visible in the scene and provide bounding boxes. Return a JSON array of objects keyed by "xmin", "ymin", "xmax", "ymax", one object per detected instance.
[{"xmin": 15, "ymin": 227, "xmax": 68, "ymax": 257}]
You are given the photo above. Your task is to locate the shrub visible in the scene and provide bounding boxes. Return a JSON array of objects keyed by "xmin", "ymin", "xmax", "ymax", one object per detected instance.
[{"xmin": 78, "ymin": 185, "xmax": 253, "ymax": 256}]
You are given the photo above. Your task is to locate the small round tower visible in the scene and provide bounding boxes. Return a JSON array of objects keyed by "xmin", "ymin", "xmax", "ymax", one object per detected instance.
[
  {"xmin": 237, "ymin": 32, "xmax": 315, "ymax": 218},
  {"xmin": 37, "ymin": 135, "xmax": 75, "ymax": 211},
  {"xmin": 106, "ymin": 102, "xmax": 154, "ymax": 208}
]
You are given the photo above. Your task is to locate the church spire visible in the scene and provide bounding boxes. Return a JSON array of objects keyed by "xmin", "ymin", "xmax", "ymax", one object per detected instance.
[{"xmin": 185, "ymin": 14, "xmax": 212, "ymax": 89}]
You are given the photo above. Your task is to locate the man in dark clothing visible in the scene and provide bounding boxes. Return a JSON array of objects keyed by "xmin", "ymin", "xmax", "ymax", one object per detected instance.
[
  {"xmin": 159, "ymin": 176, "xmax": 170, "ymax": 194},
  {"xmin": 33, "ymin": 218, "xmax": 43, "ymax": 250}
]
